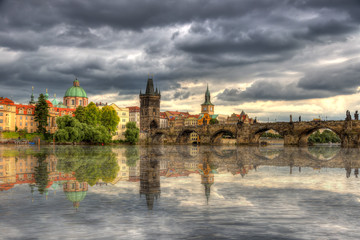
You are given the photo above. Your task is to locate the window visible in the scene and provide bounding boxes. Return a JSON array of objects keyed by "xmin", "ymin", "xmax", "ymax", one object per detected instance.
[
  {"xmin": 0, "ymin": 105, "xmax": 3, "ymax": 109},
  {"xmin": 31, "ymin": 117, "xmax": 33, "ymax": 120},
  {"xmin": 0, "ymin": 127, "xmax": 2, "ymax": 130},
  {"xmin": 72, "ymin": 100, "xmax": 75, "ymax": 105},
  {"xmin": 0, "ymin": 113, "xmax": 3, "ymax": 116},
  {"xmin": 25, "ymin": 122, "xmax": 28, "ymax": 126},
  {"xmin": 20, "ymin": 122, "xmax": 22, "ymax": 126},
  {"xmin": 20, "ymin": 116, "xmax": 22, "ymax": 120},
  {"xmin": 122, "ymin": 173, "xmax": 126, "ymax": 176},
  {"xmin": 203, "ymin": 107, "xmax": 206, "ymax": 111},
  {"xmin": 0, "ymin": 119, "xmax": 2, "ymax": 123},
  {"xmin": 0, "ymin": 165, "xmax": 3, "ymax": 169},
  {"xmin": 26, "ymin": 116, "xmax": 28, "ymax": 120},
  {"xmin": 31, "ymin": 122, "xmax": 33, "ymax": 126},
  {"xmin": 122, "ymin": 112, "xmax": 126, "ymax": 116},
  {"xmin": 122, "ymin": 119, "xmax": 126, "ymax": 122},
  {"xmin": 122, "ymin": 125, "xmax": 126, "ymax": 129},
  {"xmin": 80, "ymin": 100, "xmax": 82, "ymax": 106}
]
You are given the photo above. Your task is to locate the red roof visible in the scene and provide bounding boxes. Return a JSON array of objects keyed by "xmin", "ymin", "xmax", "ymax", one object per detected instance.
[
  {"xmin": 15, "ymin": 104, "xmax": 35, "ymax": 115},
  {"xmin": 187, "ymin": 115, "xmax": 200, "ymax": 118},
  {"xmin": 127, "ymin": 106, "xmax": 140, "ymax": 112},
  {"xmin": 160, "ymin": 112, "xmax": 167, "ymax": 119},
  {"xmin": 0, "ymin": 97, "xmax": 15, "ymax": 106},
  {"xmin": 167, "ymin": 111, "xmax": 190, "ymax": 116}
]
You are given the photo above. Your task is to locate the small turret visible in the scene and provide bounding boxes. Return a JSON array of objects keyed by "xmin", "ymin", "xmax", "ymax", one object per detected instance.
[{"xmin": 29, "ymin": 86, "xmax": 35, "ymax": 105}]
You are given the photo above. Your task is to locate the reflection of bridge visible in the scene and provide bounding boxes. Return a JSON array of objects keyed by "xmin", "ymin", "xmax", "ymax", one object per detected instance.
[
  {"xmin": 149, "ymin": 120, "xmax": 360, "ymax": 147},
  {"xmin": 150, "ymin": 145, "xmax": 360, "ymax": 170}
]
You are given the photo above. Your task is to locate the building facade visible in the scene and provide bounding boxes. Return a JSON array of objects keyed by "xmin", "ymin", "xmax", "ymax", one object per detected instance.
[
  {"xmin": 127, "ymin": 106, "xmax": 140, "ymax": 128},
  {"xmin": 0, "ymin": 98, "xmax": 16, "ymax": 132},
  {"xmin": 110, "ymin": 103, "xmax": 129, "ymax": 140},
  {"xmin": 139, "ymin": 77, "xmax": 161, "ymax": 132}
]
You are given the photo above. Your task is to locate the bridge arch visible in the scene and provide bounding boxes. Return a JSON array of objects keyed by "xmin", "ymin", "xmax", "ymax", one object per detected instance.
[
  {"xmin": 298, "ymin": 126, "xmax": 341, "ymax": 146},
  {"xmin": 252, "ymin": 128, "xmax": 284, "ymax": 145},
  {"xmin": 176, "ymin": 129, "xmax": 201, "ymax": 144},
  {"xmin": 151, "ymin": 131, "xmax": 167, "ymax": 144},
  {"xmin": 210, "ymin": 129, "xmax": 237, "ymax": 144}
]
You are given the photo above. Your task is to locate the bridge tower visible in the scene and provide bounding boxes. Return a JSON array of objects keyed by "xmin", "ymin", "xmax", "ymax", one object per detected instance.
[
  {"xmin": 201, "ymin": 84, "xmax": 214, "ymax": 115},
  {"xmin": 140, "ymin": 76, "xmax": 161, "ymax": 131}
]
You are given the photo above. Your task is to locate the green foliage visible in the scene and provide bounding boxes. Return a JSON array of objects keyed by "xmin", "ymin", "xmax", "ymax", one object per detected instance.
[
  {"xmin": 209, "ymin": 119, "xmax": 219, "ymax": 125},
  {"xmin": 100, "ymin": 105, "xmax": 120, "ymax": 134},
  {"xmin": 261, "ymin": 132, "xmax": 283, "ymax": 139},
  {"xmin": 125, "ymin": 146, "xmax": 140, "ymax": 167},
  {"xmin": 75, "ymin": 106, "xmax": 86, "ymax": 123},
  {"xmin": 84, "ymin": 102, "xmax": 101, "ymax": 126},
  {"xmin": 34, "ymin": 152, "xmax": 49, "ymax": 194},
  {"xmin": 125, "ymin": 121, "xmax": 139, "ymax": 144},
  {"xmin": 34, "ymin": 93, "xmax": 50, "ymax": 134},
  {"xmin": 56, "ymin": 146, "xmax": 119, "ymax": 185},
  {"xmin": 308, "ymin": 130, "xmax": 341, "ymax": 144},
  {"xmin": 54, "ymin": 115, "xmax": 112, "ymax": 143},
  {"xmin": 2, "ymin": 131, "xmax": 43, "ymax": 141}
]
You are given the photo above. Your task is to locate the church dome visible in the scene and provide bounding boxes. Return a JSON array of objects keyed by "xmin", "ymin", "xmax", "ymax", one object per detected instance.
[{"xmin": 64, "ymin": 79, "xmax": 88, "ymax": 98}]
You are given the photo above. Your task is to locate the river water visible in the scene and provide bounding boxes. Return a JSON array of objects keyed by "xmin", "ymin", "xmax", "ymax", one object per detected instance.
[{"xmin": 1, "ymin": 145, "xmax": 360, "ymax": 239}]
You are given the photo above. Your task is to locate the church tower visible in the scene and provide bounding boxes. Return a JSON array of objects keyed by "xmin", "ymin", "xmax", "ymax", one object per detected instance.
[
  {"xmin": 140, "ymin": 76, "xmax": 161, "ymax": 132},
  {"xmin": 201, "ymin": 84, "xmax": 214, "ymax": 115}
]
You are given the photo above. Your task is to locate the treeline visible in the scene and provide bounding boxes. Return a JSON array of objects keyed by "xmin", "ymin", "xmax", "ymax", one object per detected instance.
[
  {"xmin": 261, "ymin": 132, "xmax": 283, "ymax": 139},
  {"xmin": 54, "ymin": 103, "xmax": 139, "ymax": 144},
  {"xmin": 308, "ymin": 130, "xmax": 340, "ymax": 144}
]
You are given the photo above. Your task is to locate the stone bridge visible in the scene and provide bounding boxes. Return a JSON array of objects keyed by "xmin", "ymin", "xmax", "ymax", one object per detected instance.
[{"xmin": 147, "ymin": 120, "xmax": 360, "ymax": 147}]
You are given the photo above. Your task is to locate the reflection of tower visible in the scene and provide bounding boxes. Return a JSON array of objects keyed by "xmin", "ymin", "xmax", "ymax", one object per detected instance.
[
  {"xmin": 140, "ymin": 155, "xmax": 160, "ymax": 210},
  {"xmin": 140, "ymin": 76, "xmax": 161, "ymax": 132},
  {"xmin": 63, "ymin": 180, "xmax": 88, "ymax": 209},
  {"xmin": 198, "ymin": 153, "xmax": 214, "ymax": 204}
]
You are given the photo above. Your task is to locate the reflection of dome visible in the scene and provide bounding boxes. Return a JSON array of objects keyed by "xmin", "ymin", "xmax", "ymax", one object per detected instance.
[
  {"xmin": 64, "ymin": 79, "xmax": 87, "ymax": 98},
  {"xmin": 65, "ymin": 191, "xmax": 87, "ymax": 208},
  {"xmin": 63, "ymin": 180, "xmax": 88, "ymax": 209}
]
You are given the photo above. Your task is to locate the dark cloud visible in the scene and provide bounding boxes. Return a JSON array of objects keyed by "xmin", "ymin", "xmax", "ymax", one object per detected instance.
[
  {"xmin": 0, "ymin": 0, "xmax": 360, "ymax": 111},
  {"xmin": 217, "ymin": 59, "xmax": 360, "ymax": 103}
]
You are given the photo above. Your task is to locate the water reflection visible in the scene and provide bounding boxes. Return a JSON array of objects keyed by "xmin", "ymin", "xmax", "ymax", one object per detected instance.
[{"xmin": 1, "ymin": 145, "xmax": 360, "ymax": 210}]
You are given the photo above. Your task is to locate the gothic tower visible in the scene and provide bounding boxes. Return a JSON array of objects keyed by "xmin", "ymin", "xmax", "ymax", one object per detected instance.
[
  {"xmin": 201, "ymin": 84, "xmax": 214, "ymax": 115},
  {"xmin": 140, "ymin": 76, "xmax": 161, "ymax": 132}
]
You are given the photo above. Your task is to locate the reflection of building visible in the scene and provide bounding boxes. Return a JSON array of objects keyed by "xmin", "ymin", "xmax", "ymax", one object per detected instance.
[
  {"xmin": 140, "ymin": 156, "xmax": 160, "ymax": 210},
  {"xmin": 198, "ymin": 154, "xmax": 215, "ymax": 204},
  {"xmin": 140, "ymin": 77, "xmax": 161, "ymax": 131},
  {"xmin": 63, "ymin": 180, "xmax": 88, "ymax": 209}
]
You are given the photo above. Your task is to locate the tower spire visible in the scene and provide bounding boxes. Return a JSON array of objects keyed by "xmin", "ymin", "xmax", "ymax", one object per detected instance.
[{"xmin": 29, "ymin": 86, "xmax": 35, "ymax": 104}]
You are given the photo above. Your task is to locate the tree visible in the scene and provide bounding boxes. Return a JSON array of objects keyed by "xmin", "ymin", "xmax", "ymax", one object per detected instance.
[
  {"xmin": 56, "ymin": 146, "xmax": 119, "ymax": 186},
  {"xmin": 34, "ymin": 93, "xmax": 49, "ymax": 134},
  {"xmin": 75, "ymin": 106, "xmax": 86, "ymax": 123},
  {"xmin": 100, "ymin": 105, "xmax": 120, "ymax": 134},
  {"xmin": 209, "ymin": 118, "xmax": 219, "ymax": 125},
  {"xmin": 125, "ymin": 146, "xmax": 140, "ymax": 167},
  {"xmin": 84, "ymin": 102, "xmax": 101, "ymax": 126},
  {"xmin": 125, "ymin": 121, "xmax": 139, "ymax": 144},
  {"xmin": 34, "ymin": 152, "xmax": 49, "ymax": 194},
  {"xmin": 54, "ymin": 115, "xmax": 112, "ymax": 143}
]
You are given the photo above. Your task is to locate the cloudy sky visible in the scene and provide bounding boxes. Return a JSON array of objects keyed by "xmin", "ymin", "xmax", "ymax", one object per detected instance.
[{"xmin": 1, "ymin": 0, "xmax": 360, "ymax": 121}]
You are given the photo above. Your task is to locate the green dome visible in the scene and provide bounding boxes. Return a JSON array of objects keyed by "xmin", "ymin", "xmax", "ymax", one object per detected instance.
[
  {"xmin": 51, "ymin": 98, "xmax": 59, "ymax": 106},
  {"xmin": 65, "ymin": 191, "xmax": 87, "ymax": 203},
  {"xmin": 64, "ymin": 79, "xmax": 88, "ymax": 98}
]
